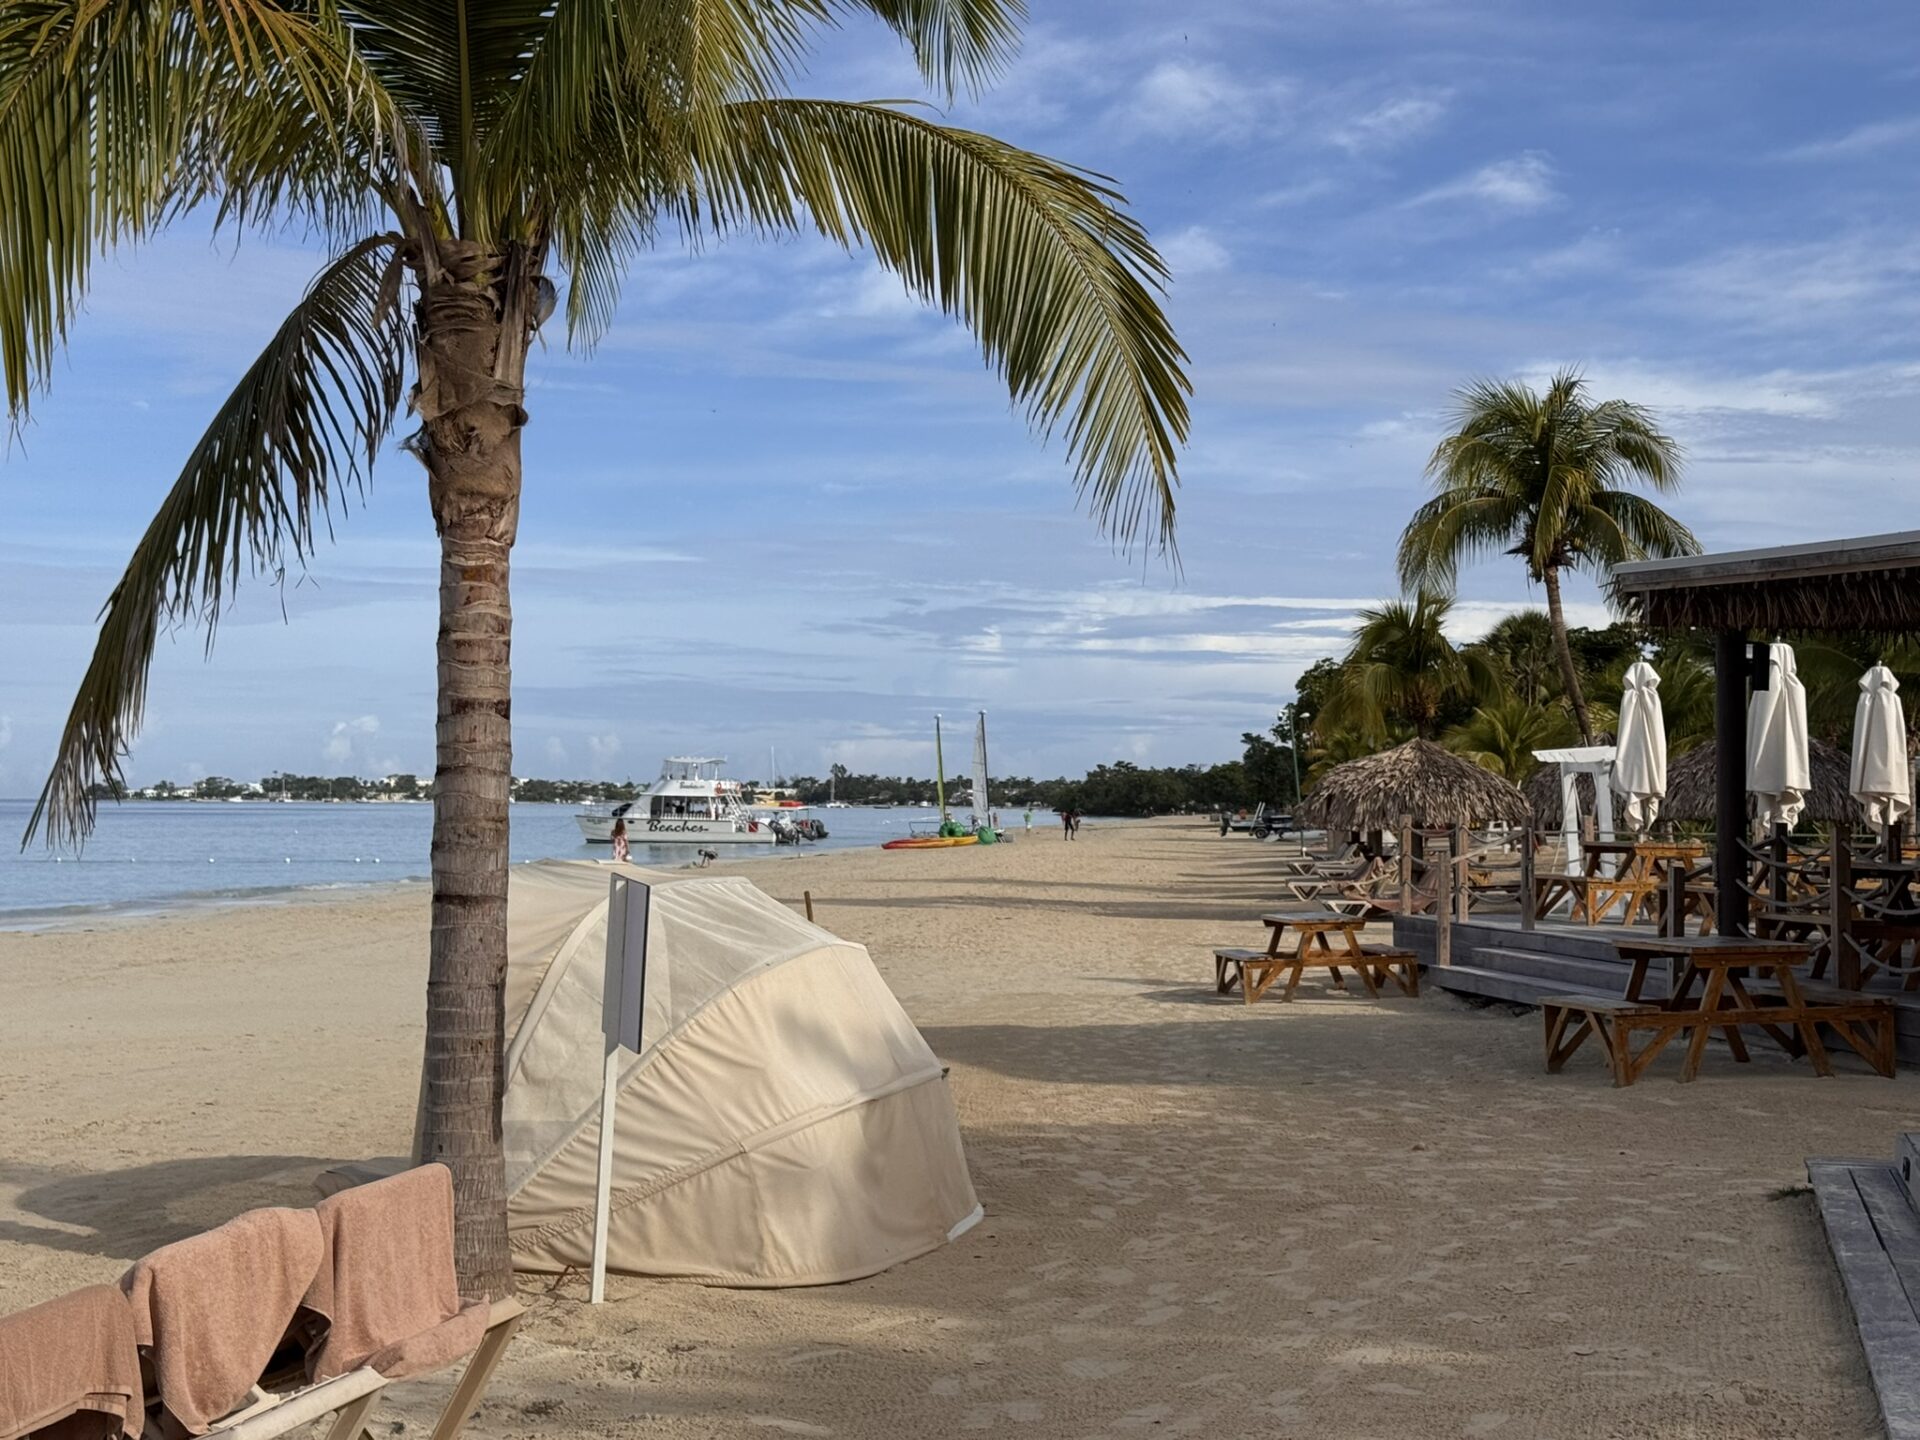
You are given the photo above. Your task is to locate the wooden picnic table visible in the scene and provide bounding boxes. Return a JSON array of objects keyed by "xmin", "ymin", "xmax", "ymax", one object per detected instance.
[
  {"xmin": 1532, "ymin": 839, "xmax": 1705, "ymax": 926},
  {"xmin": 1543, "ymin": 935, "xmax": 1895, "ymax": 1086},
  {"xmin": 1211, "ymin": 909, "xmax": 1417, "ymax": 1003}
]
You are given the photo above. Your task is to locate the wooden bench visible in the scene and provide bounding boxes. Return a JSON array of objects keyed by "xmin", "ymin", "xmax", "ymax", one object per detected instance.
[
  {"xmin": 1544, "ymin": 988, "xmax": 1899, "ymax": 1086},
  {"xmin": 1213, "ymin": 945, "xmax": 1419, "ymax": 1004},
  {"xmin": 1542, "ymin": 995, "xmax": 1669, "ymax": 1086}
]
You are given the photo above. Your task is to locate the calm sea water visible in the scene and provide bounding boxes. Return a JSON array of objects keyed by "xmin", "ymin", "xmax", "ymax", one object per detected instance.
[{"xmin": 0, "ymin": 798, "xmax": 1059, "ymax": 928}]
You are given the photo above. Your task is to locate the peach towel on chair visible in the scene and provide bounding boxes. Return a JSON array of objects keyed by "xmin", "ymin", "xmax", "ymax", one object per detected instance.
[
  {"xmin": 0, "ymin": 1284, "xmax": 144, "ymax": 1440},
  {"xmin": 119, "ymin": 1208, "xmax": 324, "ymax": 1435},
  {"xmin": 302, "ymin": 1163, "xmax": 487, "ymax": 1381}
]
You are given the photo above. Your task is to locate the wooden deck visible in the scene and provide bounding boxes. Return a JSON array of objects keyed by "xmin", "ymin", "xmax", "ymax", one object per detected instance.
[
  {"xmin": 1393, "ymin": 913, "xmax": 1920, "ymax": 1065},
  {"xmin": 1808, "ymin": 1135, "xmax": 1920, "ymax": 1440}
]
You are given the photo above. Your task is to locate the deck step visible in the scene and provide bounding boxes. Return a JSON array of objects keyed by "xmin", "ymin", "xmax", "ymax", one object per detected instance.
[
  {"xmin": 1808, "ymin": 1152, "xmax": 1920, "ymax": 1440},
  {"xmin": 1475, "ymin": 946, "xmax": 1657, "ymax": 995},
  {"xmin": 1429, "ymin": 964, "xmax": 1613, "ymax": 1008}
]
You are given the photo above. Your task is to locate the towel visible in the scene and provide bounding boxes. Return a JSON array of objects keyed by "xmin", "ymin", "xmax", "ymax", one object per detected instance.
[
  {"xmin": 0, "ymin": 1284, "xmax": 144, "ymax": 1440},
  {"xmin": 119, "ymin": 1208, "xmax": 324, "ymax": 1435},
  {"xmin": 302, "ymin": 1164, "xmax": 488, "ymax": 1382}
]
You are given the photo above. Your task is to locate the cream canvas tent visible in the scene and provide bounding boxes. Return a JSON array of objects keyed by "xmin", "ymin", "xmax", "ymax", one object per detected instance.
[{"xmin": 499, "ymin": 860, "xmax": 980, "ymax": 1286}]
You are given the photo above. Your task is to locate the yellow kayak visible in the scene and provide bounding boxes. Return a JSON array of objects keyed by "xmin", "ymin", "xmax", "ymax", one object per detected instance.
[{"xmin": 881, "ymin": 834, "xmax": 980, "ymax": 850}]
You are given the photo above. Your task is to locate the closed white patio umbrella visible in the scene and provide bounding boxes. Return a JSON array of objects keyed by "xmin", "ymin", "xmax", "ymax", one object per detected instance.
[
  {"xmin": 1612, "ymin": 660, "xmax": 1667, "ymax": 833},
  {"xmin": 1850, "ymin": 664, "xmax": 1912, "ymax": 828},
  {"xmin": 1747, "ymin": 642, "xmax": 1811, "ymax": 828}
]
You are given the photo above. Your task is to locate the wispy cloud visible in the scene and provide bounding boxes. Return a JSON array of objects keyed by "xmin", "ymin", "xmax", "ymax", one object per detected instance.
[
  {"xmin": 1410, "ymin": 151, "xmax": 1559, "ymax": 213},
  {"xmin": 1325, "ymin": 91, "xmax": 1450, "ymax": 153},
  {"xmin": 1779, "ymin": 115, "xmax": 1920, "ymax": 161},
  {"xmin": 1159, "ymin": 225, "xmax": 1232, "ymax": 276},
  {"xmin": 1117, "ymin": 60, "xmax": 1290, "ymax": 144}
]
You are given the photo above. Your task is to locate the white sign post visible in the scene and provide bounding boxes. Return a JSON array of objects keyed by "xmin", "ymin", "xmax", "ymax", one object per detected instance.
[{"xmin": 590, "ymin": 874, "xmax": 650, "ymax": 1304}]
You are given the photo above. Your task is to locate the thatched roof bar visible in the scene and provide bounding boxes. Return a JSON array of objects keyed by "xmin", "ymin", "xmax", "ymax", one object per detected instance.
[
  {"xmin": 1611, "ymin": 530, "xmax": 1920, "ymax": 633},
  {"xmin": 1301, "ymin": 738, "xmax": 1532, "ymax": 834}
]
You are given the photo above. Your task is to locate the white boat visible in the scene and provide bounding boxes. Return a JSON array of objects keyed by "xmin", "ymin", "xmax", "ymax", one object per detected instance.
[{"xmin": 574, "ymin": 757, "xmax": 776, "ymax": 844}]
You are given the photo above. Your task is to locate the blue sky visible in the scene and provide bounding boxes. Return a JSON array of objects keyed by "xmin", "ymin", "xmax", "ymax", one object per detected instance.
[{"xmin": 3, "ymin": 0, "xmax": 1918, "ymax": 794}]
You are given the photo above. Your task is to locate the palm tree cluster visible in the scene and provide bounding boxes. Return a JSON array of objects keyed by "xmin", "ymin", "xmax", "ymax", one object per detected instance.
[
  {"xmin": 4, "ymin": 0, "xmax": 1190, "ymax": 1293},
  {"xmin": 1292, "ymin": 368, "xmax": 1920, "ymax": 789}
]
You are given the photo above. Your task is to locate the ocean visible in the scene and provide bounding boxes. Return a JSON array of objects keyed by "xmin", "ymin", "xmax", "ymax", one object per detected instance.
[{"xmin": 0, "ymin": 798, "xmax": 1058, "ymax": 928}]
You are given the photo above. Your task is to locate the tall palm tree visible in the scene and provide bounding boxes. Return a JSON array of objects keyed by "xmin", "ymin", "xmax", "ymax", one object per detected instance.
[
  {"xmin": 1320, "ymin": 592, "xmax": 1502, "ymax": 743},
  {"xmin": 4, "ymin": 2, "xmax": 1190, "ymax": 1294},
  {"xmin": 1397, "ymin": 369, "xmax": 1696, "ymax": 745}
]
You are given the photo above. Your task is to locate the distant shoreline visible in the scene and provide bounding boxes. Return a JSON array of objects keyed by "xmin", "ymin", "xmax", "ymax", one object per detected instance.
[{"xmin": 0, "ymin": 816, "xmax": 1127, "ymax": 934}]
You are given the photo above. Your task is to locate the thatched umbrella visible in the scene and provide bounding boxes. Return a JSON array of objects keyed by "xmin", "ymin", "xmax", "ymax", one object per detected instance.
[
  {"xmin": 1525, "ymin": 766, "xmax": 1597, "ymax": 830},
  {"xmin": 1300, "ymin": 738, "xmax": 1532, "ymax": 833},
  {"xmin": 1663, "ymin": 738, "xmax": 1855, "ymax": 825}
]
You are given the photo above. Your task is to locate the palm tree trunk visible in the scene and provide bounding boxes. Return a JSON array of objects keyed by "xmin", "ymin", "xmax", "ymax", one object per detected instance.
[
  {"xmin": 412, "ymin": 242, "xmax": 536, "ymax": 1299},
  {"xmin": 1542, "ymin": 565, "xmax": 1594, "ymax": 744}
]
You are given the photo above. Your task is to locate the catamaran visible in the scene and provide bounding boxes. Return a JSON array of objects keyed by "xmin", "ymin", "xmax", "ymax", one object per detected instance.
[
  {"xmin": 575, "ymin": 757, "xmax": 776, "ymax": 844},
  {"xmin": 881, "ymin": 713, "xmax": 1001, "ymax": 850}
]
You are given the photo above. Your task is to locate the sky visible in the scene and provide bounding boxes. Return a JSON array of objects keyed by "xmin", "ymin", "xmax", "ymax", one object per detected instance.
[{"xmin": 4, "ymin": 0, "xmax": 1919, "ymax": 796}]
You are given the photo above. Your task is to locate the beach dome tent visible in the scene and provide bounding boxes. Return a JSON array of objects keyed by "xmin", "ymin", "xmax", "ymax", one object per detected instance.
[{"xmin": 500, "ymin": 860, "xmax": 980, "ymax": 1285}]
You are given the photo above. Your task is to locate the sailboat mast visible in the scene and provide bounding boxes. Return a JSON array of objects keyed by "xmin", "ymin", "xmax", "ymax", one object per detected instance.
[{"xmin": 934, "ymin": 714, "xmax": 947, "ymax": 819}]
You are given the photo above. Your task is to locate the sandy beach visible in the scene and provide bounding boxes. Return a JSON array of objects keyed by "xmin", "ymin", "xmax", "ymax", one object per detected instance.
[{"xmin": 0, "ymin": 818, "xmax": 1895, "ymax": 1439}]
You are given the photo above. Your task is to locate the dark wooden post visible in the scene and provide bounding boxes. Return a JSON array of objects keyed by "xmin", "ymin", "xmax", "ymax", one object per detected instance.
[
  {"xmin": 1520, "ymin": 823, "xmax": 1537, "ymax": 932},
  {"xmin": 1832, "ymin": 841, "xmax": 1856, "ymax": 990},
  {"xmin": 1665, "ymin": 862, "xmax": 1687, "ymax": 939},
  {"xmin": 803, "ymin": 890, "xmax": 814, "ymax": 923},
  {"xmin": 1435, "ymin": 852, "xmax": 1452, "ymax": 968},
  {"xmin": 1713, "ymin": 629, "xmax": 1750, "ymax": 936},
  {"xmin": 1770, "ymin": 823, "xmax": 1788, "ymax": 909}
]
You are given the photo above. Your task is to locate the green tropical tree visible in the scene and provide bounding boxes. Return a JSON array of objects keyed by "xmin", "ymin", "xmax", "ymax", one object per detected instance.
[
  {"xmin": 1471, "ymin": 611, "xmax": 1560, "ymax": 707},
  {"xmin": 1444, "ymin": 697, "xmax": 1575, "ymax": 783},
  {"xmin": 6, "ymin": 2, "xmax": 1189, "ymax": 1294},
  {"xmin": 1397, "ymin": 369, "xmax": 1697, "ymax": 745},
  {"xmin": 1320, "ymin": 592, "xmax": 1502, "ymax": 742}
]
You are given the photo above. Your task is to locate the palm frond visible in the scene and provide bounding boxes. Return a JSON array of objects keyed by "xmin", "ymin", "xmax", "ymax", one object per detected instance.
[
  {"xmin": 686, "ymin": 98, "xmax": 1188, "ymax": 550},
  {"xmin": 842, "ymin": 0, "xmax": 1024, "ymax": 98},
  {"xmin": 0, "ymin": 0, "xmax": 399, "ymax": 418},
  {"xmin": 27, "ymin": 235, "xmax": 408, "ymax": 847}
]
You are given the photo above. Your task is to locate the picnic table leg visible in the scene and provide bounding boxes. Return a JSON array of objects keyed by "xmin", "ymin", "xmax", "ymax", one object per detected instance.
[
  {"xmin": 1773, "ymin": 967, "xmax": 1834, "ymax": 1077},
  {"xmin": 1680, "ymin": 969, "xmax": 1726, "ymax": 1081},
  {"xmin": 1338, "ymin": 928, "xmax": 1381, "ymax": 998},
  {"xmin": 1281, "ymin": 933, "xmax": 1312, "ymax": 1000},
  {"xmin": 1311, "ymin": 931, "xmax": 1348, "ymax": 994}
]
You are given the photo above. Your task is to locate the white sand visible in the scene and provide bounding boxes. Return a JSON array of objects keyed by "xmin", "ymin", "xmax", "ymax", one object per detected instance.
[{"xmin": 0, "ymin": 818, "xmax": 1897, "ymax": 1438}]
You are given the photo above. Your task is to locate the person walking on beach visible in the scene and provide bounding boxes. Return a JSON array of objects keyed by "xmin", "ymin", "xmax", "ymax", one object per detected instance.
[
  {"xmin": 611, "ymin": 817, "xmax": 630, "ymax": 863},
  {"xmin": 1061, "ymin": 808, "xmax": 1076, "ymax": 841},
  {"xmin": 1024, "ymin": 808, "xmax": 1033, "ymax": 833}
]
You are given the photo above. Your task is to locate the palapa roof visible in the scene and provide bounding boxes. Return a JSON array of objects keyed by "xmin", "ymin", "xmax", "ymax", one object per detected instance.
[
  {"xmin": 1300, "ymin": 738, "xmax": 1532, "ymax": 832},
  {"xmin": 1611, "ymin": 530, "xmax": 1920, "ymax": 634},
  {"xmin": 1662, "ymin": 739, "xmax": 1856, "ymax": 824},
  {"xmin": 1524, "ymin": 766, "xmax": 1598, "ymax": 829}
]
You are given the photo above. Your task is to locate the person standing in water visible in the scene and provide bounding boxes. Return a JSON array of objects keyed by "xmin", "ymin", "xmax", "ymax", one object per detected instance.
[{"xmin": 611, "ymin": 816, "xmax": 630, "ymax": 863}]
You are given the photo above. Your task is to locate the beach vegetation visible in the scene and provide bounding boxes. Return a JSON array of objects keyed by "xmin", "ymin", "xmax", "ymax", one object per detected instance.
[{"xmin": 1397, "ymin": 370, "xmax": 1697, "ymax": 745}]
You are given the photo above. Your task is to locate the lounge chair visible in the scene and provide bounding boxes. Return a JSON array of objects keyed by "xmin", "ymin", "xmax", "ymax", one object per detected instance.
[
  {"xmin": 0, "ymin": 1283, "xmax": 145, "ymax": 1440},
  {"xmin": 115, "ymin": 1163, "xmax": 520, "ymax": 1440},
  {"xmin": 1284, "ymin": 855, "xmax": 1385, "ymax": 904}
]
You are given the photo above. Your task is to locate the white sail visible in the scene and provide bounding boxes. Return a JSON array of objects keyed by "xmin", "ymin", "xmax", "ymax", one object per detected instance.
[{"xmin": 971, "ymin": 712, "xmax": 991, "ymax": 829}]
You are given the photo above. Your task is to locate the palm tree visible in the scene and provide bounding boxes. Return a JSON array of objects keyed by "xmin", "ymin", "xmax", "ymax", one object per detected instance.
[
  {"xmin": 1471, "ymin": 610, "xmax": 1561, "ymax": 708},
  {"xmin": 1320, "ymin": 593, "xmax": 1502, "ymax": 743},
  {"xmin": 1444, "ymin": 697, "xmax": 1575, "ymax": 783},
  {"xmin": 4, "ymin": 3, "xmax": 1190, "ymax": 1294},
  {"xmin": 1398, "ymin": 370, "xmax": 1697, "ymax": 745}
]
